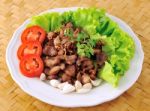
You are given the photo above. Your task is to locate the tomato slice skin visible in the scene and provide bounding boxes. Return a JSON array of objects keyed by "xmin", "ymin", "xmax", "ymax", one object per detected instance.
[
  {"xmin": 21, "ymin": 25, "xmax": 46, "ymax": 43},
  {"xmin": 20, "ymin": 54, "xmax": 44, "ymax": 77},
  {"xmin": 17, "ymin": 41, "xmax": 42, "ymax": 60}
]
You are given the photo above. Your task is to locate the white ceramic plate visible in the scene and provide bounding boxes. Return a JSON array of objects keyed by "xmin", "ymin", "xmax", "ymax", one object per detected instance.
[{"xmin": 6, "ymin": 7, "xmax": 144, "ymax": 107}]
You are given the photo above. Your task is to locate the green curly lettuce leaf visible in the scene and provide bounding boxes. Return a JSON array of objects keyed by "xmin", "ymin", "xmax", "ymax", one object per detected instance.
[
  {"xmin": 102, "ymin": 27, "xmax": 135, "ymax": 76},
  {"xmin": 98, "ymin": 62, "xmax": 120, "ymax": 87},
  {"xmin": 49, "ymin": 13, "xmax": 62, "ymax": 31},
  {"xmin": 96, "ymin": 16, "xmax": 117, "ymax": 36},
  {"xmin": 61, "ymin": 11, "xmax": 73, "ymax": 24},
  {"xmin": 27, "ymin": 12, "xmax": 62, "ymax": 32},
  {"xmin": 72, "ymin": 8, "xmax": 105, "ymax": 35},
  {"xmin": 27, "ymin": 14, "xmax": 50, "ymax": 32}
]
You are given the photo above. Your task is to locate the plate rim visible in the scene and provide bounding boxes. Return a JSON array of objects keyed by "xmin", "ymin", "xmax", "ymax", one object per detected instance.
[{"xmin": 6, "ymin": 7, "xmax": 144, "ymax": 107}]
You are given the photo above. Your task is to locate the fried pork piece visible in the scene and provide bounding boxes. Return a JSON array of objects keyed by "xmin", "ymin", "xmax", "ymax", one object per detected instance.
[
  {"xmin": 65, "ymin": 65, "xmax": 76, "ymax": 77},
  {"xmin": 43, "ymin": 56, "xmax": 60, "ymax": 67},
  {"xmin": 96, "ymin": 52, "xmax": 107, "ymax": 67},
  {"xmin": 65, "ymin": 55, "xmax": 77, "ymax": 65},
  {"xmin": 43, "ymin": 45, "xmax": 58, "ymax": 56}
]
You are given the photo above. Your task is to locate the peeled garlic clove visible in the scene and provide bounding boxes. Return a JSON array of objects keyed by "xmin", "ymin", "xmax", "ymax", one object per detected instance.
[
  {"xmin": 91, "ymin": 79, "xmax": 102, "ymax": 86},
  {"xmin": 83, "ymin": 83, "xmax": 92, "ymax": 89},
  {"xmin": 40, "ymin": 73, "xmax": 46, "ymax": 81},
  {"xmin": 77, "ymin": 88, "xmax": 91, "ymax": 93},
  {"xmin": 57, "ymin": 82, "xmax": 68, "ymax": 90},
  {"xmin": 62, "ymin": 84, "xmax": 75, "ymax": 94},
  {"xmin": 49, "ymin": 79, "xmax": 60, "ymax": 88},
  {"xmin": 76, "ymin": 83, "xmax": 92, "ymax": 93},
  {"xmin": 75, "ymin": 80, "xmax": 82, "ymax": 90}
]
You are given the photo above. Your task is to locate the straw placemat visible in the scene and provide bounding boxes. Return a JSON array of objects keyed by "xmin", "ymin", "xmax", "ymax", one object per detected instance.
[{"xmin": 0, "ymin": 0, "xmax": 150, "ymax": 111}]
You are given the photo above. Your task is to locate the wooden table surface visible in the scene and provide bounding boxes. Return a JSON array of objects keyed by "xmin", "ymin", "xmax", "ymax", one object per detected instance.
[{"xmin": 0, "ymin": 0, "xmax": 150, "ymax": 111}]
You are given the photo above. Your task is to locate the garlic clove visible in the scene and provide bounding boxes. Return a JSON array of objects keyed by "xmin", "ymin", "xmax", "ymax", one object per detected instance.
[
  {"xmin": 57, "ymin": 82, "xmax": 68, "ymax": 90},
  {"xmin": 49, "ymin": 79, "xmax": 60, "ymax": 88},
  {"xmin": 62, "ymin": 84, "xmax": 75, "ymax": 94},
  {"xmin": 76, "ymin": 88, "xmax": 91, "ymax": 93},
  {"xmin": 76, "ymin": 83, "xmax": 92, "ymax": 93},
  {"xmin": 75, "ymin": 80, "xmax": 82, "ymax": 90},
  {"xmin": 40, "ymin": 73, "xmax": 46, "ymax": 81},
  {"xmin": 83, "ymin": 83, "xmax": 92, "ymax": 89},
  {"xmin": 91, "ymin": 79, "xmax": 102, "ymax": 86}
]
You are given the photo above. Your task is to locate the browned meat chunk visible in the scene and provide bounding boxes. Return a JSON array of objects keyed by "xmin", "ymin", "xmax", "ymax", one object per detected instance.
[
  {"xmin": 76, "ymin": 56, "xmax": 89, "ymax": 66},
  {"xmin": 76, "ymin": 59, "xmax": 81, "ymax": 66},
  {"xmin": 44, "ymin": 68, "xmax": 50, "ymax": 75},
  {"xmin": 82, "ymin": 60, "xmax": 93, "ymax": 67},
  {"xmin": 96, "ymin": 52, "xmax": 107, "ymax": 66},
  {"xmin": 78, "ymin": 57, "xmax": 89, "ymax": 62},
  {"xmin": 89, "ymin": 69, "xmax": 96, "ymax": 80},
  {"xmin": 61, "ymin": 74, "xmax": 71, "ymax": 82},
  {"xmin": 58, "ymin": 50, "xmax": 64, "ymax": 55},
  {"xmin": 54, "ymin": 36, "xmax": 61, "ymax": 46},
  {"xmin": 82, "ymin": 60, "xmax": 94, "ymax": 71},
  {"xmin": 65, "ymin": 55, "xmax": 77, "ymax": 65},
  {"xmin": 60, "ymin": 63, "xmax": 65, "ymax": 70},
  {"xmin": 76, "ymin": 72, "xmax": 82, "ymax": 82},
  {"xmin": 65, "ymin": 65, "xmax": 76, "ymax": 77},
  {"xmin": 61, "ymin": 37, "xmax": 69, "ymax": 45},
  {"xmin": 89, "ymin": 69, "xmax": 96, "ymax": 75},
  {"xmin": 64, "ymin": 42, "xmax": 76, "ymax": 54},
  {"xmin": 47, "ymin": 32, "xmax": 56, "ymax": 40},
  {"xmin": 48, "ymin": 66, "xmax": 61, "ymax": 75},
  {"xmin": 46, "ymin": 39, "xmax": 54, "ymax": 46},
  {"xmin": 47, "ymin": 75, "xmax": 58, "ymax": 80},
  {"xmin": 89, "ymin": 74, "xmax": 96, "ymax": 80},
  {"xmin": 43, "ymin": 45, "xmax": 57, "ymax": 56},
  {"xmin": 44, "ymin": 57, "xmax": 60, "ymax": 67}
]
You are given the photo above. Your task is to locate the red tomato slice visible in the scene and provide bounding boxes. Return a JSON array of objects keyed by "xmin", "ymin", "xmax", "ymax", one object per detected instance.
[
  {"xmin": 20, "ymin": 54, "xmax": 44, "ymax": 77},
  {"xmin": 21, "ymin": 26, "xmax": 46, "ymax": 43},
  {"xmin": 17, "ymin": 41, "xmax": 42, "ymax": 60}
]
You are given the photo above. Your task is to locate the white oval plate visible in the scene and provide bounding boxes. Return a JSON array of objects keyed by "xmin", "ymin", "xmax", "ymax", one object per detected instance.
[{"xmin": 6, "ymin": 7, "xmax": 144, "ymax": 107}]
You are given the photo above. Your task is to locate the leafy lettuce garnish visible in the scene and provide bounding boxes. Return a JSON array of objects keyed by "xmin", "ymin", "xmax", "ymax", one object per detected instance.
[
  {"xmin": 102, "ymin": 27, "xmax": 135, "ymax": 77},
  {"xmin": 98, "ymin": 62, "xmax": 120, "ymax": 87},
  {"xmin": 27, "ymin": 8, "xmax": 135, "ymax": 87}
]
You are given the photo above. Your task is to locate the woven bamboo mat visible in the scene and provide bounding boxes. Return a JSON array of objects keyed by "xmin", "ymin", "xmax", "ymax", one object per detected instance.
[{"xmin": 0, "ymin": 0, "xmax": 150, "ymax": 111}]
